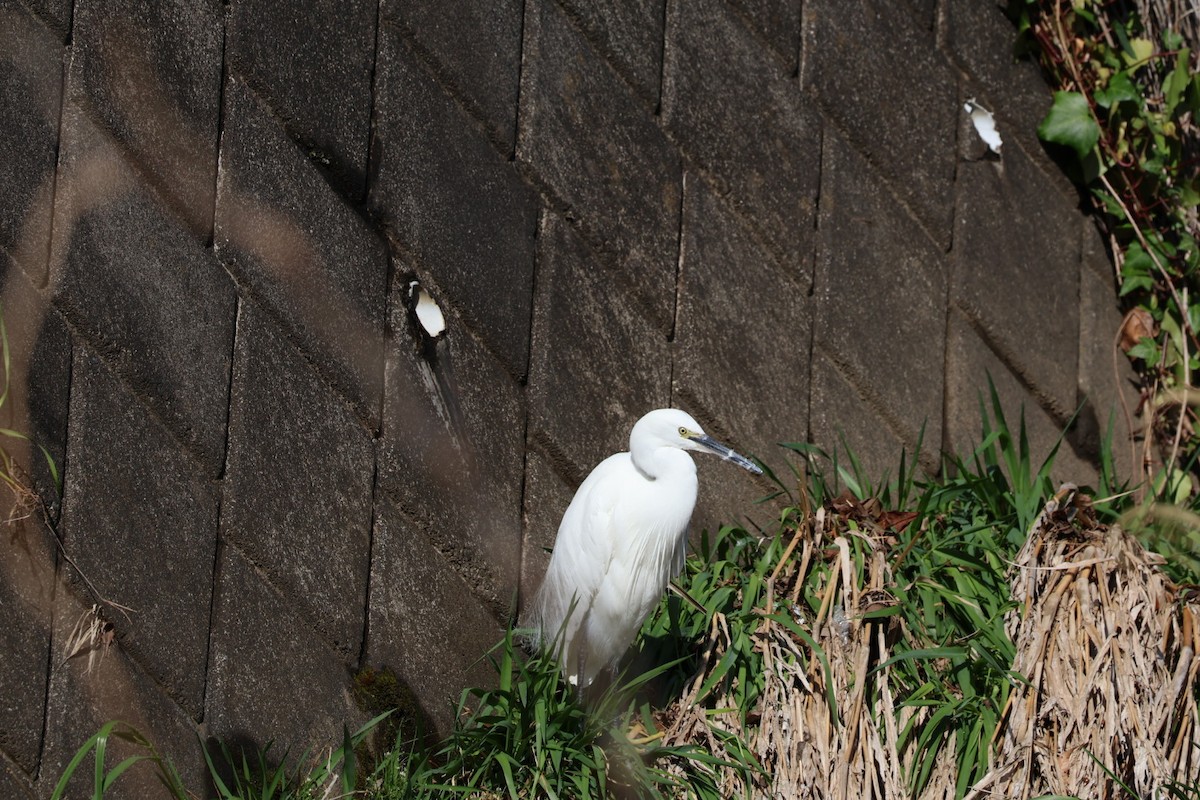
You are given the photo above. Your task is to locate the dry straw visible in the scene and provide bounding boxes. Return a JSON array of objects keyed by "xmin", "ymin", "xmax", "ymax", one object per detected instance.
[{"xmin": 972, "ymin": 487, "xmax": 1200, "ymax": 799}]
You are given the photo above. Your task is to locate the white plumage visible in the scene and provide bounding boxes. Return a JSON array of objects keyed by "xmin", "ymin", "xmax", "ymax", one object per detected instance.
[{"xmin": 527, "ymin": 408, "xmax": 762, "ymax": 687}]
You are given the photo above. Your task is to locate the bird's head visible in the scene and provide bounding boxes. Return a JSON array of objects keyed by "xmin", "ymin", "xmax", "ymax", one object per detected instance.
[{"xmin": 631, "ymin": 409, "xmax": 763, "ymax": 475}]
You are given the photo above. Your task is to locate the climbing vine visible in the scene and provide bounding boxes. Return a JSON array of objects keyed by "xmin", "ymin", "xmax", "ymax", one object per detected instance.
[{"xmin": 1007, "ymin": 0, "xmax": 1200, "ymax": 496}]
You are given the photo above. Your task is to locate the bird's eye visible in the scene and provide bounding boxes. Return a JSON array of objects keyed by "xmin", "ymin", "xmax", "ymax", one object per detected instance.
[{"xmin": 678, "ymin": 426, "xmax": 689, "ymax": 437}]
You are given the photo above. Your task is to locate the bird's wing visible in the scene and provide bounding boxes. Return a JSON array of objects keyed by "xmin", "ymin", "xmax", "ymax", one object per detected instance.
[
  {"xmin": 532, "ymin": 453, "xmax": 627, "ymax": 678},
  {"xmin": 553, "ymin": 453, "xmax": 626, "ymax": 598}
]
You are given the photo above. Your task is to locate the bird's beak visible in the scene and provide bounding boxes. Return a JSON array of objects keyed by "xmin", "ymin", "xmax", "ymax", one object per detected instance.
[{"xmin": 694, "ymin": 434, "xmax": 763, "ymax": 475}]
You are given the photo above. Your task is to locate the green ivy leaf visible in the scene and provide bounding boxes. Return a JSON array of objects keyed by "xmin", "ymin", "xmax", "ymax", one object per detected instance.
[
  {"xmin": 1038, "ymin": 92, "xmax": 1100, "ymax": 157},
  {"xmin": 1164, "ymin": 49, "xmax": 1192, "ymax": 117},
  {"xmin": 1123, "ymin": 241, "xmax": 1152, "ymax": 276},
  {"xmin": 1127, "ymin": 338, "xmax": 1160, "ymax": 366},
  {"xmin": 1187, "ymin": 74, "xmax": 1200, "ymax": 117},
  {"xmin": 1095, "ymin": 71, "xmax": 1139, "ymax": 108},
  {"xmin": 1124, "ymin": 37, "xmax": 1155, "ymax": 67},
  {"xmin": 1120, "ymin": 274, "xmax": 1154, "ymax": 296}
]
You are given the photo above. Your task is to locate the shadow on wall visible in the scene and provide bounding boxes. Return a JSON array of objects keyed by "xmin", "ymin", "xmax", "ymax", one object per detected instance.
[{"xmin": 0, "ymin": 5, "xmax": 514, "ymax": 788}]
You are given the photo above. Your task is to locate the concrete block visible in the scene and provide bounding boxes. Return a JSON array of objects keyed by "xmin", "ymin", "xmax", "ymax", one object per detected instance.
[
  {"xmin": 802, "ymin": 0, "xmax": 957, "ymax": 248},
  {"xmin": 952, "ymin": 137, "xmax": 1080, "ymax": 416},
  {"xmin": 215, "ymin": 78, "xmax": 387, "ymax": 424},
  {"xmin": 226, "ymin": 0, "xmax": 376, "ymax": 199},
  {"xmin": 1077, "ymin": 225, "xmax": 1139, "ymax": 484},
  {"xmin": 365, "ymin": 496, "xmax": 504, "ymax": 737},
  {"xmin": 382, "ymin": 0, "xmax": 524, "ymax": 151},
  {"xmin": 220, "ymin": 301, "xmax": 374, "ymax": 656},
  {"xmin": 945, "ymin": 309, "xmax": 1096, "ymax": 486},
  {"xmin": 50, "ymin": 105, "xmax": 236, "ymax": 474},
  {"xmin": 58, "ymin": 346, "xmax": 220, "ymax": 718},
  {"xmin": 518, "ymin": 444, "xmax": 575, "ymax": 613},
  {"xmin": 813, "ymin": 129, "xmax": 946, "ymax": 454},
  {"xmin": 517, "ymin": 0, "xmax": 682, "ymax": 330},
  {"xmin": 555, "ymin": 0, "xmax": 666, "ymax": 104},
  {"xmin": 676, "ymin": 178, "xmax": 809, "ymax": 464},
  {"xmin": 67, "ymin": 0, "xmax": 222, "ymax": 237},
  {"xmin": 0, "ymin": 753, "xmax": 35, "ymax": 800},
  {"xmin": 673, "ymin": 179, "xmax": 804, "ymax": 534},
  {"xmin": 17, "ymin": 0, "xmax": 70, "ymax": 40},
  {"xmin": 378, "ymin": 294, "xmax": 524, "ymax": 619},
  {"xmin": 662, "ymin": 0, "xmax": 819, "ymax": 271},
  {"xmin": 39, "ymin": 590, "xmax": 207, "ymax": 800},
  {"xmin": 204, "ymin": 545, "xmax": 366, "ymax": 770},
  {"xmin": 944, "ymin": 0, "xmax": 1071, "ymax": 196},
  {"xmin": 371, "ymin": 29, "xmax": 538, "ymax": 380},
  {"xmin": 0, "ymin": 4, "xmax": 62, "ymax": 284},
  {"xmin": 903, "ymin": 0, "xmax": 936, "ymax": 31},
  {"xmin": 0, "ymin": 265, "xmax": 70, "ymax": 516},
  {"xmin": 809, "ymin": 352, "xmax": 925, "ymax": 489},
  {"xmin": 727, "ymin": 0, "xmax": 801, "ymax": 72},
  {"xmin": 527, "ymin": 213, "xmax": 670, "ymax": 473},
  {"xmin": 0, "ymin": 274, "xmax": 68, "ymax": 773},
  {"xmin": 0, "ymin": 472, "xmax": 56, "ymax": 773}
]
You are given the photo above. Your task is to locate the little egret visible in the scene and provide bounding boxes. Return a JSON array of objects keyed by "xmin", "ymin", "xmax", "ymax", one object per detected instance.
[{"xmin": 528, "ymin": 408, "xmax": 762, "ymax": 687}]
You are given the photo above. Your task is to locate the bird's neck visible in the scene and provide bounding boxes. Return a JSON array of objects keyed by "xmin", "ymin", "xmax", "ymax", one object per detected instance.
[{"xmin": 631, "ymin": 447, "xmax": 696, "ymax": 482}]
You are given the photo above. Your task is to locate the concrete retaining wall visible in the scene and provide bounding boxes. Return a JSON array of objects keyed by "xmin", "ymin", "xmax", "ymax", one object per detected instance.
[{"xmin": 0, "ymin": 0, "xmax": 1136, "ymax": 796}]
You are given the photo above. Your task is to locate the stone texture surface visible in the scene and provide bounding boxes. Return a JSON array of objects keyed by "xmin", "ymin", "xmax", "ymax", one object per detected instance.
[
  {"xmin": 226, "ymin": 0, "xmax": 376, "ymax": 199},
  {"xmin": 0, "ymin": 4, "xmax": 63, "ymax": 285},
  {"xmin": 945, "ymin": 309, "xmax": 1096, "ymax": 485},
  {"xmin": 18, "ymin": 0, "xmax": 71, "ymax": 40},
  {"xmin": 519, "ymin": 444, "xmax": 576, "ymax": 612},
  {"xmin": 727, "ymin": 0, "xmax": 802, "ymax": 70},
  {"xmin": 518, "ymin": 0, "xmax": 682, "ymax": 330},
  {"xmin": 215, "ymin": 77, "xmax": 387, "ymax": 423},
  {"xmin": 953, "ymin": 137, "xmax": 1080, "ymax": 416},
  {"xmin": 220, "ymin": 301, "xmax": 374, "ymax": 656},
  {"xmin": 67, "ymin": 0, "xmax": 222, "ymax": 237},
  {"xmin": 944, "ymin": 0, "xmax": 1069, "ymax": 195},
  {"xmin": 803, "ymin": 0, "xmax": 958, "ymax": 248},
  {"xmin": 382, "ymin": 0, "xmax": 525, "ymax": 151},
  {"xmin": 675, "ymin": 178, "xmax": 810, "ymax": 462},
  {"xmin": 555, "ymin": 0, "xmax": 666, "ymax": 105},
  {"xmin": 39, "ymin": 590, "xmax": 207, "ymax": 800},
  {"xmin": 0, "ymin": 492, "xmax": 55, "ymax": 774},
  {"xmin": 0, "ymin": 753, "xmax": 36, "ymax": 800},
  {"xmin": 0, "ymin": 266, "xmax": 71, "ymax": 515},
  {"xmin": 528, "ymin": 212, "xmax": 671, "ymax": 473},
  {"xmin": 366, "ymin": 496, "xmax": 504, "ymax": 736},
  {"xmin": 50, "ymin": 105, "xmax": 236, "ymax": 474},
  {"xmin": 814, "ymin": 130, "xmax": 946, "ymax": 456},
  {"xmin": 809, "ymin": 351, "xmax": 920, "ymax": 485},
  {"xmin": 0, "ymin": 275, "xmax": 67, "ymax": 774},
  {"xmin": 59, "ymin": 346, "xmax": 220, "ymax": 719},
  {"xmin": 1077, "ymin": 224, "xmax": 1139, "ymax": 483},
  {"xmin": 674, "ymin": 179, "xmax": 805, "ymax": 536},
  {"xmin": 372, "ymin": 29, "xmax": 538, "ymax": 380},
  {"xmin": 905, "ymin": 0, "xmax": 937, "ymax": 31},
  {"xmin": 378, "ymin": 291, "xmax": 524, "ymax": 619},
  {"xmin": 204, "ymin": 545, "xmax": 366, "ymax": 764},
  {"xmin": 662, "ymin": 0, "xmax": 819, "ymax": 271}
]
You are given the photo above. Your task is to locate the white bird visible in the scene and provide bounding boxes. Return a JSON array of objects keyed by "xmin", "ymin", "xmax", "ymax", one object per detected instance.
[{"xmin": 527, "ymin": 408, "xmax": 763, "ymax": 688}]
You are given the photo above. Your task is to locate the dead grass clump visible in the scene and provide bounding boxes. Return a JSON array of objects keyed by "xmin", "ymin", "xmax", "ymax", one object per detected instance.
[
  {"xmin": 663, "ymin": 503, "xmax": 917, "ymax": 799},
  {"xmin": 972, "ymin": 487, "xmax": 1200, "ymax": 798}
]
